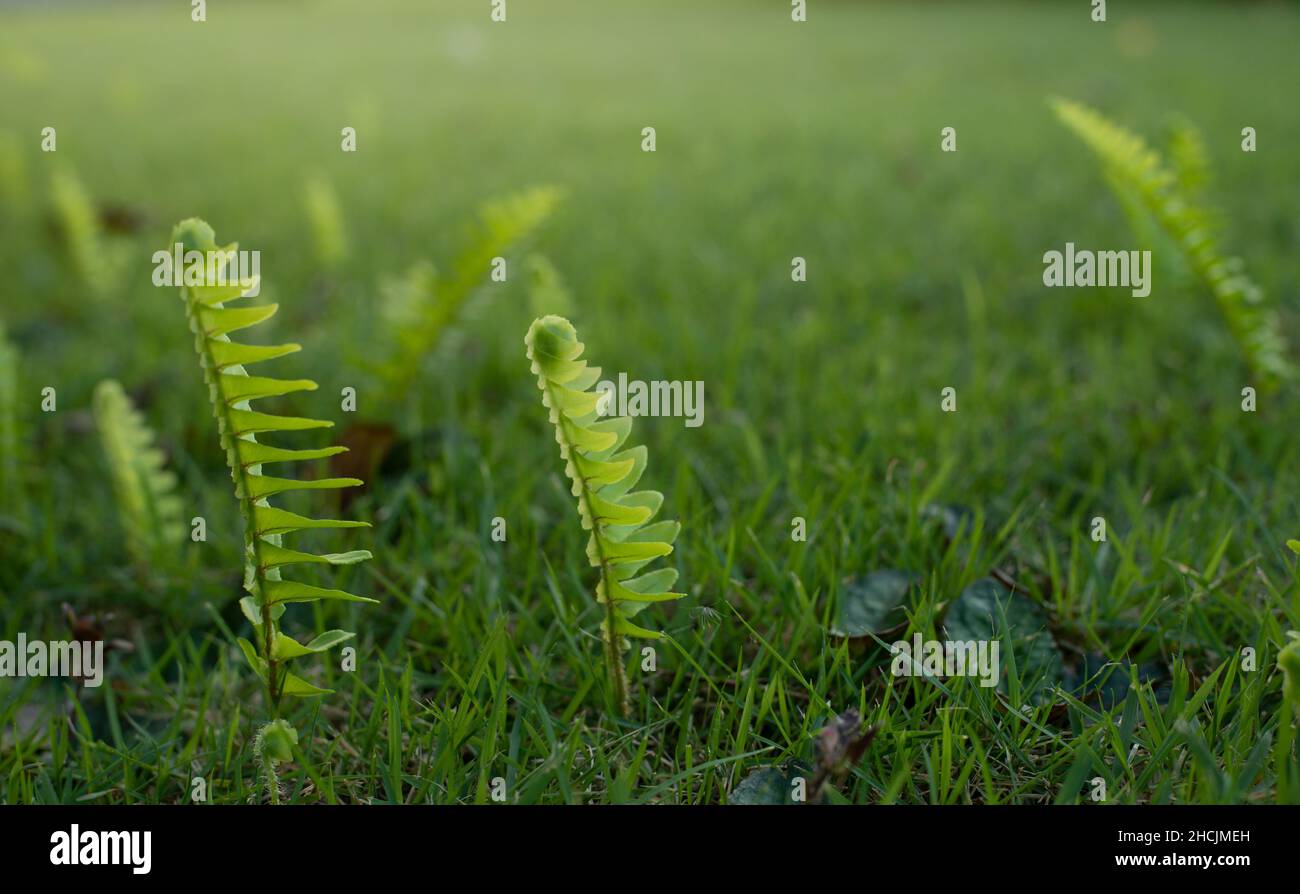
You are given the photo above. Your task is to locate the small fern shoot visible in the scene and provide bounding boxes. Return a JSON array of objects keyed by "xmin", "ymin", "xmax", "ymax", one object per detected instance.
[
  {"xmin": 1051, "ymin": 97, "xmax": 1292, "ymax": 389},
  {"xmin": 170, "ymin": 218, "xmax": 375, "ymax": 799},
  {"xmin": 92, "ymin": 379, "xmax": 184, "ymax": 569},
  {"xmin": 525, "ymin": 315, "xmax": 684, "ymax": 715}
]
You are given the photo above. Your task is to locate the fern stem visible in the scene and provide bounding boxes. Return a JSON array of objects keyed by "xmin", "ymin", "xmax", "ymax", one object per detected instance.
[{"xmin": 541, "ymin": 378, "xmax": 630, "ymax": 716}]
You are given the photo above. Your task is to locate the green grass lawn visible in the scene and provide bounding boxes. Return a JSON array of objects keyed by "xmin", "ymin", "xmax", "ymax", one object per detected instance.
[{"xmin": 2, "ymin": 0, "xmax": 1299, "ymax": 804}]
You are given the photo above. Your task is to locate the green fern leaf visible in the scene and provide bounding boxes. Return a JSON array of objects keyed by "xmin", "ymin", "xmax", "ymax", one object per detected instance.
[
  {"xmin": 92, "ymin": 379, "xmax": 185, "ymax": 567},
  {"xmin": 170, "ymin": 217, "xmax": 375, "ymax": 716},
  {"xmin": 525, "ymin": 315, "xmax": 684, "ymax": 716},
  {"xmin": 1051, "ymin": 97, "xmax": 1292, "ymax": 389}
]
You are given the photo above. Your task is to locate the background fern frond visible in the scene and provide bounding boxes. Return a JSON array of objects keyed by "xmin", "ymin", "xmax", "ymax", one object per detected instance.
[
  {"xmin": 525, "ymin": 314, "xmax": 684, "ymax": 716},
  {"xmin": 50, "ymin": 166, "xmax": 120, "ymax": 297},
  {"xmin": 377, "ymin": 185, "xmax": 563, "ymax": 407},
  {"xmin": 1051, "ymin": 97, "xmax": 1292, "ymax": 390},
  {"xmin": 92, "ymin": 379, "xmax": 184, "ymax": 568},
  {"xmin": 171, "ymin": 217, "xmax": 375, "ymax": 716}
]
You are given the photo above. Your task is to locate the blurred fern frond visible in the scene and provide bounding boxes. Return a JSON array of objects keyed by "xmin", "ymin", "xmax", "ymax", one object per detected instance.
[
  {"xmin": 93, "ymin": 379, "xmax": 184, "ymax": 568},
  {"xmin": 1052, "ymin": 97, "xmax": 1291, "ymax": 389},
  {"xmin": 375, "ymin": 185, "xmax": 563, "ymax": 407}
]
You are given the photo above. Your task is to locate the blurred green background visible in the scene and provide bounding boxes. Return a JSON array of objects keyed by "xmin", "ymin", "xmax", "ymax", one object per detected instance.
[{"xmin": 1, "ymin": 0, "xmax": 1299, "ymax": 803}]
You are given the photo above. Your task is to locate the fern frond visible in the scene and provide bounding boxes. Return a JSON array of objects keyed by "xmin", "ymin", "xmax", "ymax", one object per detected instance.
[
  {"xmin": 1051, "ymin": 97, "xmax": 1292, "ymax": 389},
  {"xmin": 171, "ymin": 217, "xmax": 375, "ymax": 714},
  {"xmin": 92, "ymin": 380, "xmax": 184, "ymax": 567},
  {"xmin": 0, "ymin": 320, "xmax": 25, "ymax": 522},
  {"xmin": 525, "ymin": 315, "xmax": 684, "ymax": 715},
  {"xmin": 379, "ymin": 186, "xmax": 562, "ymax": 404}
]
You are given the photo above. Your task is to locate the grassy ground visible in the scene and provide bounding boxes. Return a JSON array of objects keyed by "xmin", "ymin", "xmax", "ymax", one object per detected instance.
[{"xmin": 1, "ymin": 0, "xmax": 1299, "ymax": 804}]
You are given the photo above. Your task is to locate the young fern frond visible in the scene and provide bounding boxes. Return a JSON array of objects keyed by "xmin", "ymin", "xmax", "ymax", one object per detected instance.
[
  {"xmin": 92, "ymin": 379, "xmax": 184, "ymax": 568},
  {"xmin": 1051, "ymin": 97, "xmax": 1292, "ymax": 389},
  {"xmin": 170, "ymin": 218, "xmax": 375, "ymax": 757},
  {"xmin": 525, "ymin": 315, "xmax": 684, "ymax": 715}
]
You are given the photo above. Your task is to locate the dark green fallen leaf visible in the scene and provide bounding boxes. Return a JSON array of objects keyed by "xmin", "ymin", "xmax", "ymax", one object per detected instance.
[
  {"xmin": 1067, "ymin": 653, "xmax": 1171, "ymax": 709},
  {"xmin": 728, "ymin": 763, "xmax": 808, "ymax": 805},
  {"xmin": 830, "ymin": 569, "xmax": 915, "ymax": 638},
  {"xmin": 943, "ymin": 578, "xmax": 1064, "ymax": 705}
]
